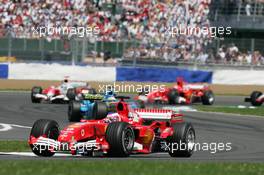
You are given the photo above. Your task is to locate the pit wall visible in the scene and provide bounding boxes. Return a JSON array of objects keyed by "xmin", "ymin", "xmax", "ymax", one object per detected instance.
[{"xmin": 0, "ymin": 63, "xmax": 264, "ymax": 95}]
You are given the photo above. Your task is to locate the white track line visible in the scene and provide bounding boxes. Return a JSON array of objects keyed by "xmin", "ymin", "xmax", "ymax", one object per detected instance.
[
  {"xmin": 10, "ymin": 124, "xmax": 31, "ymax": 129},
  {"xmin": 0, "ymin": 152, "xmax": 73, "ymax": 157},
  {"xmin": 0, "ymin": 152, "xmax": 167, "ymax": 157},
  {"xmin": 0, "ymin": 124, "xmax": 12, "ymax": 131},
  {"xmin": 0, "ymin": 123, "xmax": 31, "ymax": 132}
]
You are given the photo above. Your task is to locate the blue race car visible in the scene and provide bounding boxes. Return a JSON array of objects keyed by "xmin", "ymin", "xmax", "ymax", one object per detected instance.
[
  {"xmin": 68, "ymin": 93, "xmax": 108, "ymax": 122},
  {"xmin": 68, "ymin": 91, "xmax": 144, "ymax": 122}
]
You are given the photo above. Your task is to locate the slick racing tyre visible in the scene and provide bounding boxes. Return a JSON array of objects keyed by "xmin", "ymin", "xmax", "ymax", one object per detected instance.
[
  {"xmin": 250, "ymin": 91, "xmax": 263, "ymax": 106},
  {"xmin": 68, "ymin": 101, "xmax": 82, "ymax": 122},
  {"xmin": 201, "ymin": 90, "xmax": 215, "ymax": 105},
  {"xmin": 93, "ymin": 101, "xmax": 108, "ymax": 120},
  {"xmin": 106, "ymin": 122, "xmax": 135, "ymax": 157},
  {"xmin": 167, "ymin": 122, "xmax": 195, "ymax": 157},
  {"xmin": 31, "ymin": 86, "xmax": 42, "ymax": 103},
  {"xmin": 168, "ymin": 89, "xmax": 179, "ymax": 104},
  {"xmin": 66, "ymin": 88, "xmax": 76, "ymax": 101},
  {"xmin": 30, "ymin": 119, "xmax": 60, "ymax": 157}
]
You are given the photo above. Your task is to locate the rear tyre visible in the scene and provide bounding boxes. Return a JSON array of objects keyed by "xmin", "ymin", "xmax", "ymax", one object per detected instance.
[
  {"xmin": 250, "ymin": 91, "xmax": 263, "ymax": 106},
  {"xmin": 31, "ymin": 86, "xmax": 42, "ymax": 103},
  {"xmin": 68, "ymin": 101, "xmax": 82, "ymax": 122},
  {"xmin": 29, "ymin": 119, "xmax": 60, "ymax": 157},
  {"xmin": 93, "ymin": 101, "xmax": 108, "ymax": 120},
  {"xmin": 168, "ymin": 89, "xmax": 179, "ymax": 104},
  {"xmin": 66, "ymin": 88, "xmax": 76, "ymax": 101},
  {"xmin": 106, "ymin": 122, "xmax": 134, "ymax": 157},
  {"xmin": 201, "ymin": 90, "xmax": 215, "ymax": 105},
  {"xmin": 167, "ymin": 122, "xmax": 195, "ymax": 157}
]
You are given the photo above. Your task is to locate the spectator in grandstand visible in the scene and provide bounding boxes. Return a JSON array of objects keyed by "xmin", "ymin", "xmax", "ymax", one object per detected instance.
[
  {"xmin": 245, "ymin": 1, "xmax": 252, "ymax": 16},
  {"xmin": 245, "ymin": 51, "xmax": 252, "ymax": 64},
  {"xmin": 196, "ymin": 51, "xmax": 209, "ymax": 63},
  {"xmin": 252, "ymin": 51, "xmax": 263, "ymax": 65},
  {"xmin": 256, "ymin": 0, "xmax": 264, "ymax": 15}
]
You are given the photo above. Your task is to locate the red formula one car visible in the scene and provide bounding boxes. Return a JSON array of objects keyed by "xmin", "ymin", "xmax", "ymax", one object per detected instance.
[
  {"xmin": 136, "ymin": 78, "xmax": 215, "ymax": 105},
  {"xmin": 28, "ymin": 97, "xmax": 196, "ymax": 157},
  {"xmin": 245, "ymin": 91, "xmax": 264, "ymax": 106},
  {"xmin": 31, "ymin": 79, "xmax": 96, "ymax": 104}
]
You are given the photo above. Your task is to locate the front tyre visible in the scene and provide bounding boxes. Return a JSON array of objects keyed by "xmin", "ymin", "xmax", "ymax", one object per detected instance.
[
  {"xmin": 66, "ymin": 88, "xmax": 76, "ymax": 101},
  {"xmin": 29, "ymin": 119, "xmax": 60, "ymax": 157},
  {"xmin": 201, "ymin": 90, "xmax": 215, "ymax": 105},
  {"xmin": 31, "ymin": 86, "xmax": 42, "ymax": 103},
  {"xmin": 250, "ymin": 91, "xmax": 263, "ymax": 106},
  {"xmin": 167, "ymin": 122, "xmax": 195, "ymax": 157},
  {"xmin": 106, "ymin": 122, "xmax": 134, "ymax": 157}
]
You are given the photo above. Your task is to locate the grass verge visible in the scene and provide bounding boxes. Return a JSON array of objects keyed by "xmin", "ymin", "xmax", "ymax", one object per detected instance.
[
  {"xmin": 195, "ymin": 105, "xmax": 264, "ymax": 117},
  {"xmin": 0, "ymin": 141, "xmax": 264, "ymax": 175},
  {"xmin": 0, "ymin": 140, "xmax": 30, "ymax": 152},
  {"xmin": 0, "ymin": 160, "xmax": 263, "ymax": 175}
]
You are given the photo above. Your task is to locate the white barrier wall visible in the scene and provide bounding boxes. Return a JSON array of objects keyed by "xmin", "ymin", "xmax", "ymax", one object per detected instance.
[
  {"xmin": 213, "ymin": 70, "xmax": 264, "ymax": 85},
  {"xmin": 7, "ymin": 63, "xmax": 264, "ymax": 85},
  {"xmin": 8, "ymin": 63, "xmax": 116, "ymax": 82}
]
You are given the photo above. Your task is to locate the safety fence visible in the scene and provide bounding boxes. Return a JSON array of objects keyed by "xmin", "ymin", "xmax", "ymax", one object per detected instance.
[{"xmin": 0, "ymin": 37, "xmax": 263, "ymax": 66}]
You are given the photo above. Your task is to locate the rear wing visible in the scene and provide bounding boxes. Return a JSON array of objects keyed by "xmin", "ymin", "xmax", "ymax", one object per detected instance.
[
  {"xmin": 184, "ymin": 84, "xmax": 208, "ymax": 90},
  {"xmin": 83, "ymin": 94, "xmax": 103, "ymax": 100},
  {"xmin": 134, "ymin": 109, "xmax": 174, "ymax": 120},
  {"xmin": 68, "ymin": 82, "xmax": 87, "ymax": 88}
]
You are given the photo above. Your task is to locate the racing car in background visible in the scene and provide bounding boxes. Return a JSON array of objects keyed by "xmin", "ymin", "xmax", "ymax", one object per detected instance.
[
  {"xmin": 245, "ymin": 91, "xmax": 264, "ymax": 106},
  {"xmin": 136, "ymin": 78, "xmax": 215, "ymax": 105},
  {"xmin": 29, "ymin": 96, "xmax": 196, "ymax": 157},
  {"xmin": 31, "ymin": 78, "xmax": 96, "ymax": 104}
]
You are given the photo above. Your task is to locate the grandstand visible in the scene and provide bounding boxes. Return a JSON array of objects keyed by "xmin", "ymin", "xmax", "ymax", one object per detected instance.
[{"xmin": 0, "ymin": 0, "xmax": 264, "ymax": 67}]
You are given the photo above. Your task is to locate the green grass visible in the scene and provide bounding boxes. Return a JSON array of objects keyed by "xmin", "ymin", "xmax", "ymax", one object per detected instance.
[
  {"xmin": 0, "ymin": 160, "xmax": 263, "ymax": 175},
  {"xmin": 0, "ymin": 141, "xmax": 264, "ymax": 175},
  {"xmin": 196, "ymin": 105, "xmax": 264, "ymax": 116},
  {"xmin": 0, "ymin": 140, "xmax": 30, "ymax": 152}
]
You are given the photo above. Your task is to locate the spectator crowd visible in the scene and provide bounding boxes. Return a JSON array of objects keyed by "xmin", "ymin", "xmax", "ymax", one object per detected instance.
[
  {"xmin": 0, "ymin": 0, "xmax": 263, "ymax": 65},
  {"xmin": 215, "ymin": 43, "xmax": 264, "ymax": 65}
]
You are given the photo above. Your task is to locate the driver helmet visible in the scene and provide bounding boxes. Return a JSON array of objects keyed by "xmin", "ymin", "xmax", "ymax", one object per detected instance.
[
  {"xmin": 176, "ymin": 77, "xmax": 184, "ymax": 87},
  {"xmin": 63, "ymin": 76, "xmax": 70, "ymax": 83}
]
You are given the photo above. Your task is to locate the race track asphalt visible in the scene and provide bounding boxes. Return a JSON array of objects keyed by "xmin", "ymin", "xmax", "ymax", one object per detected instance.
[{"xmin": 0, "ymin": 92, "xmax": 264, "ymax": 162}]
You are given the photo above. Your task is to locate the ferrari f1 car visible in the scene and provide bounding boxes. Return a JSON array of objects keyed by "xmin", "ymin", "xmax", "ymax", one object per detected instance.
[
  {"xmin": 31, "ymin": 79, "xmax": 96, "ymax": 103},
  {"xmin": 245, "ymin": 91, "xmax": 264, "ymax": 106},
  {"xmin": 136, "ymin": 78, "xmax": 214, "ymax": 105},
  {"xmin": 29, "ymin": 96, "xmax": 196, "ymax": 157}
]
